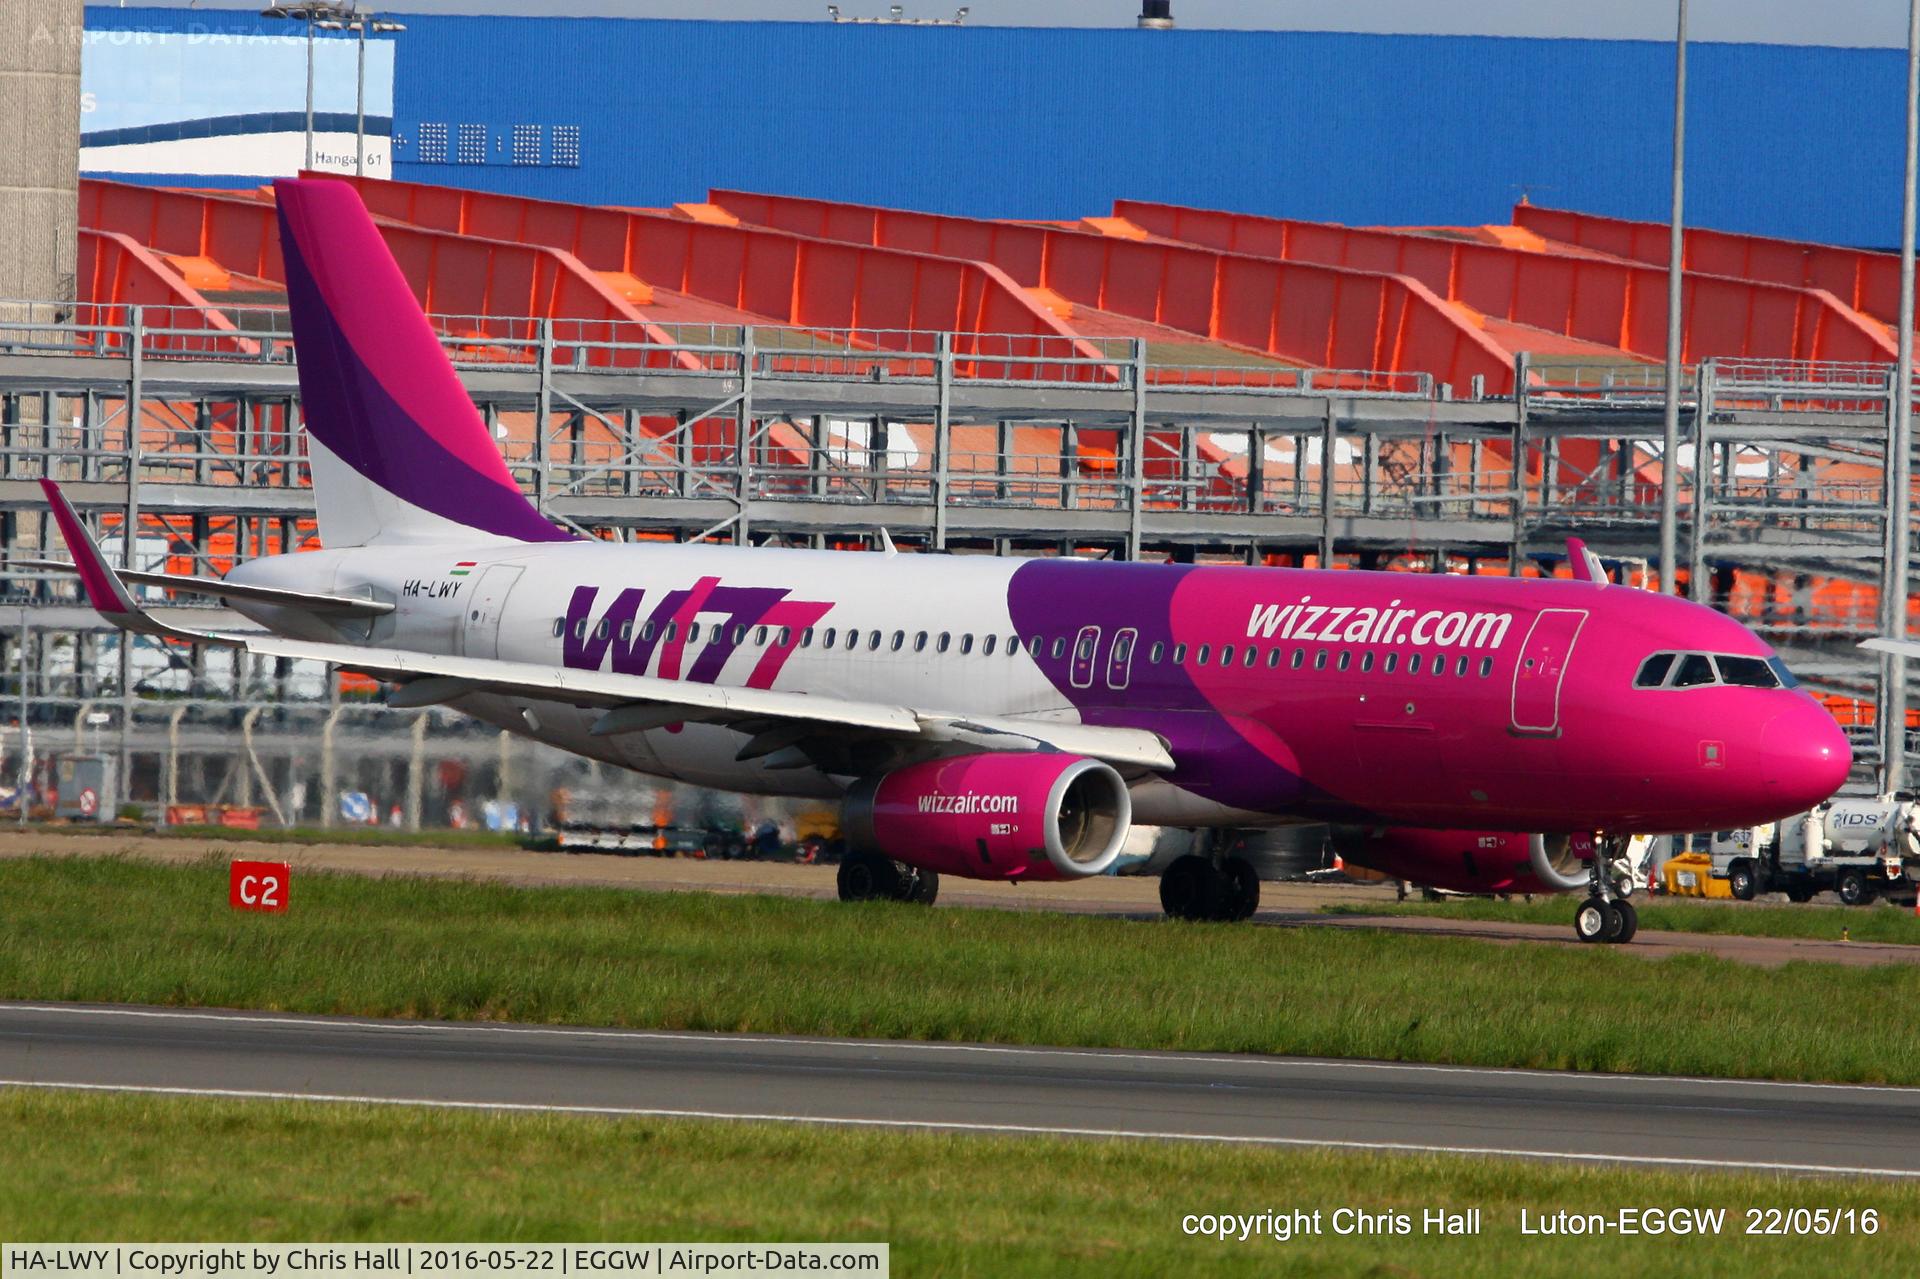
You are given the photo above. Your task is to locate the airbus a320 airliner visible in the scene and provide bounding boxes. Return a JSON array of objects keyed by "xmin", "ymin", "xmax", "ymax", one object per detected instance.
[{"xmin": 37, "ymin": 178, "xmax": 1852, "ymax": 943}]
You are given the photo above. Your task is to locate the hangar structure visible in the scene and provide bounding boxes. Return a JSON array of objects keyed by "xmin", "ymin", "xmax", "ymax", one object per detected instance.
[{"xmin": 0, "ymin": 168, "xmax": 1912, "ymax": 813}]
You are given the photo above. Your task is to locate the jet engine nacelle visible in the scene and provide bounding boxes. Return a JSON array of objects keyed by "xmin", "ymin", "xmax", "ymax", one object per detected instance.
[
  {"xmin": 1330, "ymin": 826, "xmax": 1594, "ymax": 895},
  {"xmin": 841, "ymin": 752, "xmax": 1131, "ymax": 881}
]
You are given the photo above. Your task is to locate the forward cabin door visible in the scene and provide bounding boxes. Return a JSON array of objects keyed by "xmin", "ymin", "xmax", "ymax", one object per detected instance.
[
  {"xmin": 1509, "ymin": 608, "xmax": 1587, "ymax": 735},
  {"xmin": 459, "ymin": 564, "xmax": 525, "ymax": 659}
]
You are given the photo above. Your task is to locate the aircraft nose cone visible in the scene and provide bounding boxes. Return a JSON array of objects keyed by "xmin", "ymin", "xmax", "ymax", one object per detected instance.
[{"xmin": 1759, "ymin": 700, "xmax": 1852, "ymax": 810}]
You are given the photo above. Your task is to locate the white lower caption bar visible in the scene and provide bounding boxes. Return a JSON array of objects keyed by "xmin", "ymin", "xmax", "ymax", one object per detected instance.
[{"xmin": 1, "ymin": 1246, "xmax": 889, "ymax": 1279}]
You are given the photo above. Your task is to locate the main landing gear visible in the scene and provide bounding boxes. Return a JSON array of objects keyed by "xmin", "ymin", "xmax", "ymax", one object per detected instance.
[
  {"xmin": 837, "ymin": 849, "xmax": 939, "ymax": 905},
  {"xmin": 1573, "ymin": 835, "xmax": 1639, "ymax": 945},
  {"xmin": 1160, "ymin": 840, "xmax": 1261, "ymax": 922}
]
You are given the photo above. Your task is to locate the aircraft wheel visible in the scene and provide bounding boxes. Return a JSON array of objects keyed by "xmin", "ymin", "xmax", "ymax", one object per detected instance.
[
  {"xmin": 1223, "ymin": 857, "xmax": 1261, "ymax": 922},
  {"xmin": 1574, "ymin": 896, "xmax": 1617, "ymax": 943},
  {"xmin": 1159, "ymin": 854, "xmax": 1221, "ymax": 921},
  {"xmin": 906, "ymin": 866, "xmax": 940, "ymax": 905},
  {"xmin": 1610, "ymin": 898, "xmax": 1639, "ymax": 944},
  {"xmin": 838, "ymin": 849, "xmax": 903, "ymax": 902},
  {"xmin": 1837, "ymin": 869, "xmax": 1874, "ymax": 907}
]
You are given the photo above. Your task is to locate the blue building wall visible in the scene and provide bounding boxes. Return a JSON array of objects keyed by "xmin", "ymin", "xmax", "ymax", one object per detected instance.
[{"xmin": 86, "ymin": 7, "xmax": 1909, "ymax": 248}]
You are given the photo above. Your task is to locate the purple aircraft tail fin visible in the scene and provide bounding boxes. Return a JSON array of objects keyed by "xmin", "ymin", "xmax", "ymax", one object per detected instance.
[{"xmin": 273, "ymin": 177, "xmax": 573, "ymax": 547}]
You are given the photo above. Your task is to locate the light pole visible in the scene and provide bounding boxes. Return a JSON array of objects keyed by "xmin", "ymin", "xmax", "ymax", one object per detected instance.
[
  {"xmin": 1884, "ymin": 0, "xmax": 1920, "ymax": 794},
  {"xmin": 1658, "ymin": 0, "xmax": 1687, "ymax": 598},
  {"xmin": 317, "ymin": 7, "xmax": 406, "ymax": 177},
  {"xmin": 260, "ymin": 3, "xmax": 352, "ymax": 172}
]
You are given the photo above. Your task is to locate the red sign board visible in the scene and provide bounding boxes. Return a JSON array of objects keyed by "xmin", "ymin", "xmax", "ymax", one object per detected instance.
[{"xmin": 229, "ymin": 860, "xmax": 290, "ymax": 913}]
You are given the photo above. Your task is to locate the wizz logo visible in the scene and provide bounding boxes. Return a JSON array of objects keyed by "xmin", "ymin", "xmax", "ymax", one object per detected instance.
[{"xmin": 562, "ymin": 575, "xmax": 832, "ymax": 691}]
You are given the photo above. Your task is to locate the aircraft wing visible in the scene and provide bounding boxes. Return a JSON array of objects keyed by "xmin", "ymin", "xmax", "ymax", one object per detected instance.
[
  {"xmin": 1863, "ymin": 638, "xmax": 1920, "ymax": 659},
  {"xmin": 239, "ymin": 635, "xmax": 1173, "ymax": 770},
  {"xmin": 12, "ymin": 558, "xmax": 393, "ymax": 618},
  {"xmin": 38, "ymin": 479, "xmax": 1174, "ymax": 773}
]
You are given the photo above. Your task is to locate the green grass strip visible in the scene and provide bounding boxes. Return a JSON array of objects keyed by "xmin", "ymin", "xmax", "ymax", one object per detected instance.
[
  {"xmin": 4, "ymin": 856, "xmax": 1920, "ymax": 1083},
  {"xmin": 1, "ymin": 1090, "xmax": 1915, "ymax": 1276},
  {"xmin": 40, "ymin": 824, "xmax": 526, "ymax": 850},
  {"xmin": 1322, "ymin": 896, "xmax": 1920, "ymax": 945}
]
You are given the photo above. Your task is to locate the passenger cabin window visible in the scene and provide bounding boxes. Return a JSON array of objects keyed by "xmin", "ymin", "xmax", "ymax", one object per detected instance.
[
  {"xmin": 552, "ymin": 619, "xmax": 564, "ymax": 638},
  {"xmin": 959, "ymin": 633, "xmax": 972, "ymax": 655},
  {"xmin": 1196, "ymin": 644, "xmax": 1211, "ymax": 665},
  {"xmin": 937, "ymin": 632, "xmax": 950, "ymax": 653},
  {"xmin": 914, "ymin": 632, "xmax": 928, "ymax": 652},
  {"xmin": 1290, "ymin": 649, "xmax": 1304, "ymax": 670},
  {"xmin": 1149, "ymin": 641, "xmax": 1165, "ymax": 663},
  {"xmin": 982, "ymin": 635, "xmax": 997, "ymax": 656},
  {"xmin": 1313, "ymin": 651, "xmax": 1328, "ymax": 670}
]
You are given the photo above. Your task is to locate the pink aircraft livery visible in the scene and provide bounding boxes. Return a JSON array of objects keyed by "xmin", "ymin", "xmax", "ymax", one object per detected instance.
[{"xmin": 37, "ymin": 179, "xmax": 1853, "ymax": 943}]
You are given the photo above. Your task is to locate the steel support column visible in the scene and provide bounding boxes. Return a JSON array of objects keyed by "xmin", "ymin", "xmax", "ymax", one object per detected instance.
[
  {"xmin": 1126, "ymin": 341, "xmax": 1147, "ymax": 561},
  {"xmin": 1883, "ymin": 0, "xmax": 1920, "ymax": 792}
]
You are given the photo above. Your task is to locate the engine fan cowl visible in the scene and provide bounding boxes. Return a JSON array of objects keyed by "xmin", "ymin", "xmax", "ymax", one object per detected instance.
[{"xmin": 842, "ymin": 752, "xmax": 1131, "ymax": 881}]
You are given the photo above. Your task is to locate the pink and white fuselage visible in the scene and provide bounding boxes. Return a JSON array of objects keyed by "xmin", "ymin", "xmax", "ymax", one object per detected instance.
[{"xmin": 228, "ymin": 538, "xmax": 1850, "ymax": 837}]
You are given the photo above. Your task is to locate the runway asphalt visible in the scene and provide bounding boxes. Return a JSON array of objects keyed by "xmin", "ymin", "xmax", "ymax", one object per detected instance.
[{"xmin": 3, "ymin": 1001, "xmax": 1918, "ymax": 1178}]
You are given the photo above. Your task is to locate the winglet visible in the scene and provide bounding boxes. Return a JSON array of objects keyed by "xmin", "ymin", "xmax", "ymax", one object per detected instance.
[
  {"xmin": 39, "ymin": 478, "xmax": 143, "ymax": 621},
  {"xmin": 1566, "ymin": 537, "xmax": 1607, "ymax": 585},
  {"xmin": 39, "ymin": 479, "xmax": 233, "ymax": 644}
]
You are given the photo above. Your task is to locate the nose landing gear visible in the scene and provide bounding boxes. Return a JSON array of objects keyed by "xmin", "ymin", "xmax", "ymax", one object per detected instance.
[{"xmin": 1573, "ymin": 835, "xmax": 1639, "ymax": 944}]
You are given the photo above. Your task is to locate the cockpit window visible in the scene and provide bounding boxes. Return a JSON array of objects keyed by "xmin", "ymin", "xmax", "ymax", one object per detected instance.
[
  {"xmin": 1633, "ymin": 653, "xmax": 1676, "ymax": 688},
  {"xmin": 1642, "ymin": 650, "xmax": 1788, "ymax": 690},
  {"xmin": 1671, "ymin": 653, "xmax": 1717, "ymax": 688},
  {"xmin": 1716, "ymin": 655, "xmax": 1781, "ymax": 689}
]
